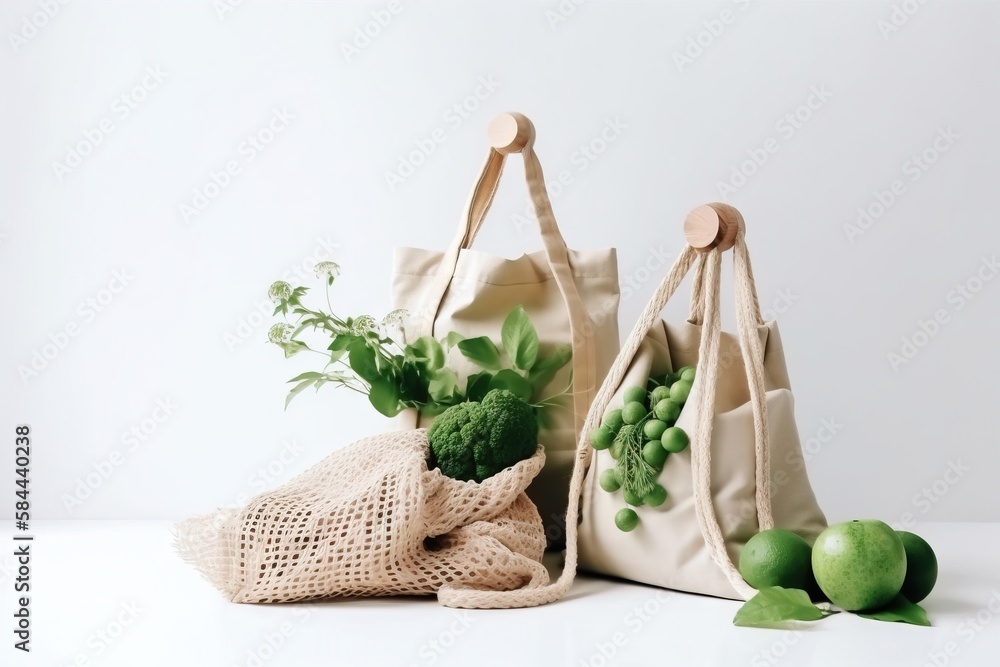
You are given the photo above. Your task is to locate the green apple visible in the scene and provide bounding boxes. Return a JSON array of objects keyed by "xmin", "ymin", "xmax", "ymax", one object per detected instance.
[{"xmin": 812, "ymin": 520, "xmax": 906, "ymax": 611}]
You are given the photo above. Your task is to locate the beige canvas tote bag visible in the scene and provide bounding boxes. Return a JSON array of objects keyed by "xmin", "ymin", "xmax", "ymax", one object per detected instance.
[
  {"xmin": 391, "ymin": 114, "xmax": 620, "ymax": 543},
  {"xmin": 430, "ymin": 206, "xmax": 826, "ymax": 609},
  {"xmin": 576, "ymin": 235, "xmax": 827, "ymax": 599}
]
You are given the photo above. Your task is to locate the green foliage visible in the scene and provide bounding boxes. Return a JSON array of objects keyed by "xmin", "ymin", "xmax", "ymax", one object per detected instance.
[
  {"xmin": 457, "ymin": 336, "xmax": 502, "ymax": 370},
  {"xmin": 501, "ymin": 305, "xmax": 539, "ymax": 372},
  {"xmin": 465, "ymin": 371, "xmax": 493, "ymax": 403},
  {"xmin": 733, "ymin": 587, "xmax": 839, "ymax": 628},
  {"xmin": 856, "ymin": 595, "xmax": 931, "ymax": 626},
  {"xmin": 528, "ymin": 343, "xmax": 572, "ymax": 392},
  {"xmin": 617, "ymin": 423, "xmax": 657, "ymax": 499},
  {"xmin": 734, "ymin": 587, "xmax": 929, "ymax": 628},
  {"xmin": 267, "ymin": 272, "xmax": 572, "ymax": 424},
  {"xmin": 489, "ymin": 369, "xmax": 533, "ymax": 401},
  {"xmin": 410, "ymin": 336, "xmax": 445, "ymax": 371}
]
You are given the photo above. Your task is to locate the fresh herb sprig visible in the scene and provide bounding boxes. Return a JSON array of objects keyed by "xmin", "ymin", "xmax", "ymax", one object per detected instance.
[{"xmin": 267, "ymin": 262, "xmax": 573, "ymax": 422}]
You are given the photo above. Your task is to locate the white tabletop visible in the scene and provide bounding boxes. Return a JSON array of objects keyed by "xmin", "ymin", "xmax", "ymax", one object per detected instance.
[{"xmin": 4, "ymin": 521, "xmax": 998, "ymax": 667}]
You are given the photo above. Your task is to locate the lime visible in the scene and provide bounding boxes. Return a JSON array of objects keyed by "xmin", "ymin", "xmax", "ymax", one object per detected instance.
[
  {"xmin": 650, "ymin": 385, "xmax": 672, "ymax": 405},
  {"xmin": 739, "ymin": 529, "xmax": 815, "ymax": 591},
  {"xmin": 642, "ymin": 440, "xmax": 668, "ymax": 469},
  {"xmin": 643, "ymin": 419, "xmax": 668, "ymax": 441},
  {"xmin": 678, "ymin": 366, "xmax": 696, "ymax": 382},
  {"xmin": 644, "ymin": 483, "xmax": 668, "ymax": 507},
  {"xmin": 669, "ymin": 380, "xmax": 692, "ymax": 403},
  {"xmin": 812, "ymin": 520, "xmax": 906, "ymax": 611},
  {"xmin": 622, "ymin": 401, "xmax": 647, "ymax": 425},
  {"xmin": 599, "ymin": 468, "xmax": 621, "ymax": 493},
  {"xmin": 615, "ymin": 508, "xmax": 639, "ymax": 532},
  {"xmin": 623, "ymin": 490, "xmax": 644, "ymax": 506},
  {"xmin": 661, "ymin": 427, "xmax": 690, "ymax": 453},
  {"xmin": 590, "ymin": 426, "xmax": 615, "ymax": 450},
  {"xmin": 603, "ymin": 409, "xmax": 625, "ymax": 434},
  {"xmin": 623, "ymin": 386, "xmax": 648, "ymax": 407},
  {"xmin": 653, "ymin": 399, "xmax": 680, "ymax": 423},
  {"xmin": 897, "ymin": 531, "xmax": 937, "ymax": 603}
]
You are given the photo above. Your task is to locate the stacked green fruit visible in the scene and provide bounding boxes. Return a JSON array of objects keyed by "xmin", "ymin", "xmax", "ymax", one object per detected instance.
[
  {"xmin": 589, "ymin": 366, "xmax": 695, "ymax": 531},
  {"xmin": 740, "ymin": 523, "xmax": 938, "ymax": 611}
]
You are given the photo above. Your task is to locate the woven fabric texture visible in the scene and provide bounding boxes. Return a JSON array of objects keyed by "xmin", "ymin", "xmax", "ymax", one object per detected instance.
[{"xmin": 173, "ymin": 429, "xmax": 549, "ymax": 606}]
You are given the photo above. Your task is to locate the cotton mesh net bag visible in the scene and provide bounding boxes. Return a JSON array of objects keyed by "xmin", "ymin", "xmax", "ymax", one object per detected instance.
[{"xmin": 173, "ymin": 429, "xmax": 550, "ymax": 608}]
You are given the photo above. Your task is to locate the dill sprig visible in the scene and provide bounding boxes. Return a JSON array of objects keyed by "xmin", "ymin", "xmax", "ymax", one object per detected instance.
[{"xmin": 616, "ymin": 421, "xmax": 657, "ymax": 498}]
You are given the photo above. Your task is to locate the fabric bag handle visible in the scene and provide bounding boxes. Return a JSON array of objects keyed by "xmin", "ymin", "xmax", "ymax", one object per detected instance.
[
  {"xmin": 687, "ymin": 235, "xmax": 772, "ymax": 534},
  {"xmin": 439, "ymin": 211, "xmax": 773, "ymax": 608},
  {"xmin": 686, "ymin": 231, "xmax": 774, "ymax": 601},
  {"xmin": 688, "ymin": 247, "xmax": 764, "ymax": 325},
  {"xmin": 405, "ymin": 115, "xmax": 598, "ymax": 438}
]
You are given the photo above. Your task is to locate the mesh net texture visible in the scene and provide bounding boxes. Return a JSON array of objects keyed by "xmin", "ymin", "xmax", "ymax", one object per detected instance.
[{"xmin": 173, "ymin": 429, "xmax": 549, "ymax": 606}]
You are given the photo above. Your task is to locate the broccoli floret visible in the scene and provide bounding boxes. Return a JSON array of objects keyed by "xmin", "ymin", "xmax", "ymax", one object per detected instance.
[
  {"xmin": 475, "ymin": 389, "xmax": 539, "ymax": 481},
  {"xmin": 427, "ymin": 389, "xmax": 539, "ymax": 483},
  {"xmin": 427, "ymin": 402, "xmax": 484, "ymax": 481}
]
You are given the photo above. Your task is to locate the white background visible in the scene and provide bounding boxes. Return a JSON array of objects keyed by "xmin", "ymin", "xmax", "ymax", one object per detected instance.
[{"xmin": 2, "ymin": 0, "xmax": 998, "ymax": 525}]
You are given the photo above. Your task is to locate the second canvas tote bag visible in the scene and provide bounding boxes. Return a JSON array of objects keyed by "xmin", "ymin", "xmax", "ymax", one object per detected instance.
[{"xmin": 429, "ymin": 203, "xmax": 827, "ymax": 609}]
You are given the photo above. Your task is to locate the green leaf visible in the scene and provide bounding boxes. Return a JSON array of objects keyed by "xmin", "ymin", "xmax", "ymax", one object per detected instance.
[
  {"xmin": 489, "ymin": 369, "xmax": 533, "ymax": 401},
  {"xmin": 534, "ymin": 405, "xmax": 551, "ymax": 430},
  {"xmin": 290, "ymin": 320, "xmax": 315, "ymax": 339},
  {"xmin": 527, "ymin": 343, "xmax": 573, "ymax": 390},
  {"xmin": 348, "ymin": 343, "xmax": 381, "ymax": 384},
  {"xmin": 443, "ymin": 332, "xmax": 465, "ymax": 350},
  {"xmin": 856, "ymin": 595, "xmax": 931, "ymax": 626},
  {"xmin": 457, "ymin": 336, "xmax": 502, "ymax": 371},
  {"xmin": 501, "ymin": 305, "xmax": 539, "ymax": 372},
  {"xmin": 409, "ymin": 336, "xmax": 445, "ymax": 371},
  {"xmin": 733, "ymin": 587, "xmax": 839, "ymax": 628},
  {"xmin": 428, "ymin": 369, "xmax": 459, "ymax": 402},
  {"xmin": 284, "ymin": 378, "xmax": 315, "ymax": 410},
  {"xmin": 420, "ymin": 402, "xmax": 451, "ymax": 418},
  {"xmin": 287, "ymin": 371, "xmax": 325, "ymax": 383},
  {"xmin": 328, "ymin": 334, "xmax": 359, "ymax": 352},
  {"xmin": 398, "ymin": 361, "xmax": 430, "ymax": 404},
  {"xmin": 368, "ymin": 377, "xmax": 402, "ymax": 417},
  {"xmin": 280, "ymin": 341, "xmax": 308, "ymax": 358},
  {"xmin": 466, "ymin": 371, "xmax": 493, "ymax": 403}
]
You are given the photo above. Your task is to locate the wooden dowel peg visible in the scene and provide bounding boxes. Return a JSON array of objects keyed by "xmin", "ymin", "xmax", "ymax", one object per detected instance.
[
  {"xmin": 684, "ymin": 203, "xmax": 744, "ymax": 252},
  {"xmin": 488, "ymin": 112, "xmax": 535, "ymax": 154}
]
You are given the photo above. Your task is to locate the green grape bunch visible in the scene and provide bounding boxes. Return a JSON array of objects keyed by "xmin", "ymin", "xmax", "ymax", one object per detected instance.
[{"xmin": 588, "ymin": 366, "xmax": 696, "ymax": 532}]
